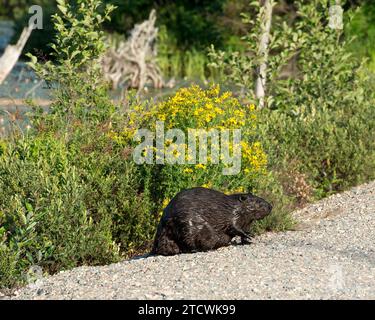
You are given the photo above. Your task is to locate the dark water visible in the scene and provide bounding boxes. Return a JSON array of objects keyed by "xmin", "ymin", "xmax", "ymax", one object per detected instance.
[{"xmin": 0, "ymin": 20, "xmax": 14, "ymax": 52}]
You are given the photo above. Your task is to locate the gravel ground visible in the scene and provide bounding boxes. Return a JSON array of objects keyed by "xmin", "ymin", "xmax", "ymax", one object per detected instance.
[{"xmin": 4, "ymin": 181, "xmax": 375, "ymax": 300}]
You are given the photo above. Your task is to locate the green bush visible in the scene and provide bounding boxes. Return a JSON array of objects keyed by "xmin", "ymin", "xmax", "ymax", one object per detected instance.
[
  {"xmin": 258, "ymin": 98, "xmax": 375, "ymax": 198},
  {"xmin": 27, "ymin": 0, "xmax": 116, "ymax": 123},
  {"xmin": 0, "ymin": 0, "xmax": 155, "ymax": 289},
  {"xmin": 0, "ymin": 136, "xmax": 119, "ymax": 277},
  {"xmin": 258, "ymin": 1, "xmax": 375, "ymax": 197},
  {"xmin": 0, "ymin": 245, "xmax": 18, "ymax": 288},
  {"xmin": 0, "ymin": 128, "xmax": 160, "ymax": 287}
]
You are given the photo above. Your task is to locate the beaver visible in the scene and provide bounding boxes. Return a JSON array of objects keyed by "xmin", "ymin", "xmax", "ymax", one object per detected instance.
[{"xmin": 151, "ymin": 187, "xmax": 272, "ymax": 256}]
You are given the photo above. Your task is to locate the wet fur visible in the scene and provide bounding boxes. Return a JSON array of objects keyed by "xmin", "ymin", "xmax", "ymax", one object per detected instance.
[{"xmin": 152, "ymin": 187, "xmax": 272, "ymax": 256}]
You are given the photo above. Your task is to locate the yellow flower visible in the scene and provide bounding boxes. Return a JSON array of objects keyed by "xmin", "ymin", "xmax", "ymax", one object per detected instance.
[
  {"xmin": 234, "ymin": 186, "xmax": 245, "ymax": 193},
  {"xmin": 207, "ymin": 84, "xmax": 220, "ymax": 97},
  {"xmin": 165, "ymin": 139, "xmax": 173, "ymax": 147},
  {"xmin": 204, "ymin": 114, "xmax": 213, "ymax": 123},
  {"xmin": 172, "ymin": 150, "xmax": 181, "ymax": 158},
  {"xmin": 201, "ymin": 182, "xmax": 212, "ymax": 188},
  {"xmin": 162, "ymin": 198, "xmax": 170, "ymax": 207},
  {"xmin": 195, "ymin": 163, "xmax": 206, "ymax": 170},
  {"xmin": 234, "ymin": 109, "xmax": 245, "ymax": 118},
  {"xmin": 185, "ymin": 153, "xmax": 194, "ymax": 162},
  {"xmin": 214, "ymin": 107, "xmax": 224, "ymax": 115}
]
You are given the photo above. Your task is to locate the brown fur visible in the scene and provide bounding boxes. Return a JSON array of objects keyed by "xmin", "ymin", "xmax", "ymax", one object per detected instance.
[{"xmin": 151, "ymin": 187, "xmax": 272, "ymax": 256}]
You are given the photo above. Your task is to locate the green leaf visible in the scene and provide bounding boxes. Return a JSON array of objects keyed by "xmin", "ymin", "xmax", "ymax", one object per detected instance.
[
  {"xmin": 57, "ymin": 4, "xmax": 67, "ymax": 15},
  {"xmin": 25, "ymin": 202, "xmax": 33, "ymax": 213}
]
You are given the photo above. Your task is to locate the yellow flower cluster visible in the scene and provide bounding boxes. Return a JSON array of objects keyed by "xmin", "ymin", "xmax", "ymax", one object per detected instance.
[
  {"xmin": 241, "ymin": 141, "xmax": 268, "ymax": 174},
  {"xmin": 132, "ymin": 84, "xmax": 254, "ymax": 131},
  {"xmin": 109, "ymin": 84, "xmax": 267, "ymax": 181}
]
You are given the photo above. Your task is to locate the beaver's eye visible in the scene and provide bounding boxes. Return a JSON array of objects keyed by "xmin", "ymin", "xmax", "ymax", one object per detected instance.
[{"xmin": 239, "ymin": 195, "xmax": 247, "ymax": 202}]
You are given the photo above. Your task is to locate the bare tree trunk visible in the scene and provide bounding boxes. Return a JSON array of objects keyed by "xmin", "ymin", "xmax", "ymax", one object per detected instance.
[
  {"xmin": 255, "ymin": 0, "xmax": 273, "ymax": 109},
  {"xmin": 0, "ymin": 23, "xmax": 33, "ymax": 85}
]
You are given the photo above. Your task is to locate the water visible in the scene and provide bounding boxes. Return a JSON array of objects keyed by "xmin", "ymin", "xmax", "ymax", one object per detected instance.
[{"xmin": 0, "ymin": 20, "xmax": 14, "ymax": 53}]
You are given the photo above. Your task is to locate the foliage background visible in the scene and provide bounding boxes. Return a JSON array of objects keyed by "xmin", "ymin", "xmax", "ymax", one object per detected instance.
[{"xmin": 0, "ymin": 0, "xmax": 374, "ymax": 289}]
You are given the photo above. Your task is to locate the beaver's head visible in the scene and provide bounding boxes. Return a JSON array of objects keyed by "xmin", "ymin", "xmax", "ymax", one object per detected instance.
[{"xmin": 231, "ymin": 193, "xmax": 272, "ymax": 220}]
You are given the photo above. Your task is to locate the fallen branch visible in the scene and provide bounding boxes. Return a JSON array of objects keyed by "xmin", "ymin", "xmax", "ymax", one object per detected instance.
[{"xmin": 0, "ymin": 23, "xmax": 33, "ymax": 85}]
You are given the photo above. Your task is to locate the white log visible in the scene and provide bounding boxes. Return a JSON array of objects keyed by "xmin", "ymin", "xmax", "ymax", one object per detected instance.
[{"xmin": 0, "ymin": 23, "xmax": 33, "ymax": 85}]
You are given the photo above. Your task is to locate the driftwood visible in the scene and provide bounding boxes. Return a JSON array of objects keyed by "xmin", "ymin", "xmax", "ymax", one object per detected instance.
[
  {"xmin": 0, "ymin": 23, "xmax": 33, "ymax": 85},
  {"xmin": 102, "ymin": 9, "xmax": 167, "ymax": 92}
]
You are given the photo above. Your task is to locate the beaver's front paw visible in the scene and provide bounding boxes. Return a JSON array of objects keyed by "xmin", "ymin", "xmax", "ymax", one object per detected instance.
[{"xmin": 240, "ymin": 233, "xmax": 253, "ymax": 245}]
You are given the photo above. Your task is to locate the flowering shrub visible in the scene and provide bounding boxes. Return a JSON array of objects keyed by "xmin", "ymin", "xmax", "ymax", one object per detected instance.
[{"xmin": 110, "ymin": 85, "xmax": 267, "ymax": 213}]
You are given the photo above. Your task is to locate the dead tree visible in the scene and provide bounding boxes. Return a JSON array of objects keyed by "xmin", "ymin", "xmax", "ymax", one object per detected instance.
[
  {"xmin": 102, "ymin": 9, "xmax": 166, "ymax": 93},
  {"xmin": 255, "ymin": 0, "xmax": 274, "ymax": 109},
  {"xmin": 0, "ymin": 23, "xmax": 33, "ymax": 85}
]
